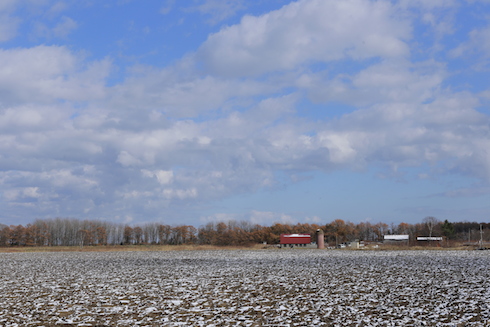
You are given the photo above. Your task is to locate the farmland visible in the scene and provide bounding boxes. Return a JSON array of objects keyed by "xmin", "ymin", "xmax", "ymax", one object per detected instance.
[{"xmin": 0, "ymin": 250, "xmax": 489, "ymax": 326}]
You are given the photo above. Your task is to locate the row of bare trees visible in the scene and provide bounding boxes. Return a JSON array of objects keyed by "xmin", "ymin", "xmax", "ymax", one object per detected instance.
[
  {"xmin": 0, "ymin": 217, "xmax": 488, "ymax": 247},
  {"xmin": 0, "ymin": 218, "xmax": 197, "ymax": 247}
]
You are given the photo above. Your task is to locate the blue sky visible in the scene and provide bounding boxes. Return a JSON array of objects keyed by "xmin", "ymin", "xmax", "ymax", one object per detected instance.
[{"xmin": 1, "ymin": 0, "xmax": 490, "ymax": 227}]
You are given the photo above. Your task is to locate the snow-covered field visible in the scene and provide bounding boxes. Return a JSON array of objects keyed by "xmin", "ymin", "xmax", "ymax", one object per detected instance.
[{"xmin": 0, "ymin": 250, "xmax": 489, "ymax": 326}]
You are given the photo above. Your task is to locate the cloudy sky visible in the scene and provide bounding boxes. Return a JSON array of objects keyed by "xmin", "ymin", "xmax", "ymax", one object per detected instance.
[{"xmin": 1, "ymin": 0, "xmax": 490, "ymax": 227}]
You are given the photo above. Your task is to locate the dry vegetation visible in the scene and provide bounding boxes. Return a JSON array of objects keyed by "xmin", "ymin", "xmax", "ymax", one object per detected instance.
[
  {"xmin": 1, "ymin": 218, "xmax": 488, "ymax": 248},
  {"xmin": 0, "ymin": 244, "xmax": 264, "ymax": 253},
  {"xmin": 0, "ymin": 243, "xmax": 477, "ymax": 254},
  {"xmin": 0, "ymin": 250, "xmax": 489, "ymax": 326}
]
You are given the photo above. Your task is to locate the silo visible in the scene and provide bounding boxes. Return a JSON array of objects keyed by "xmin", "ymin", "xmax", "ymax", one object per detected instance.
[{"xmin": 316, "ymin": 229, "xmax": 325, "ymax": 249}]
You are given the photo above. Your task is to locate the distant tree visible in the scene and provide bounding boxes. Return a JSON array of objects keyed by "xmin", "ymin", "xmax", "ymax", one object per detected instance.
[
  {"xmin": 95, "ymin": 226, "xmax": 108, "ymax": 245},
  {"xmin": 441, "ymin": 220, "xmax": 455, "ymax": 239},
  {"xmin": 197, "ymin": 223, "xmax": 215, "ymax": 245},
  {"xmin": 326, "ymin": 219, "xmax": 350, "ymax": 244},
  {"xmin": 24, "ymin": 224, "xmax": 37, "ymax": 246},
  {"xmin": 356, "ymin": 222, "xmax": 372, "ymax": 241},
  {"xmin": 133, "ymin": 226, "xmax": 143, "ymax": 244},
  {"xmin": 373, "ymin": 222, "xmax": 389, "ymax": 241},
  {"xmin": 158, "ymin": 224, "xmax": 172, "ymax": 244},
  {"xmin": 397, "ymin": 222, "xmax": 410, "ymax": 235},
  {"xmin": 186, "ymin": 225, "xmax": 198, "ymax": 244},
  {"xmin": 10, "ymin": 225, "xmax": 26, "ymax": 246},
  {"xmin": 142, "ymin": 223, "xmax": 159, "ymax": 244},
  {"xmin": 270, "ymin": 223, "xmax": 293, "ymax": 237},
  {"xmin": 32, "ymin": 220, "xmax": 50, "ymax": 246},
  {"xmin": 78, "ymin": 229, "xmax": 91, "ymax": 247},
  {"xmin": 0, "ymin": 226, "xmax": 12, "ymax": 246},
  {"xmin": 123, "ymin": 226, "xmax": 134, "ymax": 245},
  {"xmin": 215, "ymin": 222, "xmax": 229, "ymax": 245},
  {"xmin": 423, "ymin": 216, "xmax": 439, "ymax": 237}
]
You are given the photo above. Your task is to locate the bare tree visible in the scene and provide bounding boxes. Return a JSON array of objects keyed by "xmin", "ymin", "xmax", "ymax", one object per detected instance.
[
  {"xmin": 0, "ymin": 226, "xmax": 12, "ymax": 246},
  {"xmin": 133, "ymin": 227, "xmax": 143, "ymax": 244},
  {"xmin": 123, "ymin": 226, "xmax": 134, "ymax": 245},
  {"xmin": 143, "ymin": 223, "xmax": 159, "ymax": 244},
  {"xmin": 423, "ymin": 216, "xmax": 439, "ymax": 237}
]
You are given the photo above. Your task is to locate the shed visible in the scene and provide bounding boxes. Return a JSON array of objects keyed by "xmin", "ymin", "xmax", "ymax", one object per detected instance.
[
  {"xmin": 384, "ymin": 235, "xmax": 409, "ymax": 245},
  {"xmin": 280, "ymin": 234, "xmax": 311, "ymax": 247},
  {"xmin": 417, "ymin": 237, "xmax": 443, "ymax": 241}
]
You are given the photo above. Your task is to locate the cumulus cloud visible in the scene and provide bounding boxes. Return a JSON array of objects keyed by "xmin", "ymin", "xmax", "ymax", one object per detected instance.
[
  {"xmin": 200, "ymin": 210, "xmax": 297, "ymax": 225},
  {"xmin": 450, "ymin": 25, "xmax": 490, "ymax": 62},
  {"xmin": 431, "ymin": 186, "xmax": 490, "ymax": 198},
  {"xmin": 250, "ymin": 210, "xmax": 294, "ymax": 225},
  {"xmin": 0, "ymin": 46, "xmax": 110, "ymax": 106},
  {"xmin": 0, "ymin": 0, "xmax": 76, "ymax": 42},
  {"xmin": 302, "ymin": 60, "xmax": 443, "ymax": 109},
  {"xmin": 163, "ymin": 188, "xmax": 198, "ymax": 200},
  {"xmin": 0, "ymin": 14, "xmax": 20, "ymax": 41},
  {"xmin": 200, "ymin": 213, "xmax": 240, "ymax": 224},
  {"xmin": 33, "ymin": 16, "xmax": 78, "ymax": 40},
  {"xmin": 313, "ymin": 91, "xmax": 490, "ymax": 179},
  {"xmin": 46, "ymin": 1, "xmax": 69, "ymax": 17},
  {"xmin": 110, "ymin": 66, "xmax": 279, "ymax": 117},
  {"xmin": 196, "ymin": 0, "xmax": 410, "ymax": 77},
  {"xmin": 0, "ymin": 0, "xmax": 20, "ymax": 41},
  {"xmin": 0, "ymin": 0, "xmax": 18, "ymax": 12},
  {"xmin": 51, "ymin": 16, "xmax": 78, "ymax": 38},
  {"xmin": 1, "ymin": 0, "xmax": 490, "ymax": 225},
  {"xmin": 190, "ymin": 0, "xmax": 246, "ymax": 25},
  {"xmin": 142, "ymin": 170, "xmax": 174, "ymax": 185}
]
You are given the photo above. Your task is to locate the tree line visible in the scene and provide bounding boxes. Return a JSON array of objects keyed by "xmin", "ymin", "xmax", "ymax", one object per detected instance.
[{"xmin": 0, "ymin": 217, "xmax": 488, "ymax": 247}]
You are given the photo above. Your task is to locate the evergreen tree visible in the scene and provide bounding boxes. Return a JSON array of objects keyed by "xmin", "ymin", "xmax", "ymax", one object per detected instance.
[{"xmin": 441, "ymin": 220, "xmax": 455, "ymax": 239}]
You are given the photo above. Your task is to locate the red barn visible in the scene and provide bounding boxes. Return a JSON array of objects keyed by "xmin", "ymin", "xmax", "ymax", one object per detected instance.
[{"xmin": 280, "ymin": 234, "xmax": 311, "ymax": 247}]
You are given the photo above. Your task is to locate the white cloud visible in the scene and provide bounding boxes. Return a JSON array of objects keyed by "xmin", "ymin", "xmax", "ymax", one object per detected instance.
[
  {"xmin": 1, "ymin": 0, "xmax": 490, "ymax": 225},
  {"xmin": 33, "ymin": 16, "xmax": 78, "ymax": 40},
  {"xmin": 0, "ymin": 1, "xmax": 76, "ymax": 42},
  {"xmin": 46, "ymin": 1, "xmax": 68, "ymax": 17},
  {"xmin": 450, "ymin": 25, "xmax": 490, "ymax": 61},
  {"xmin": 0, "ymin": 14, "xmax": 20, "ymax": 41},
  {"xmin": 437, "ymin": 186, "xmax": 490, "ymax": 198},
  {"xmin": 250, "ymin": 210, "xmax": 294, "ymax": 225},
  {"xmin": 23, "ymin": 187, "xmax": 41, "ymax": 198},
  {"xmin": 142, "ymin": 169, "xmax": 174, "ymax": 185},
  {"xmin": 0, "ymin": 107, "xmax": 43, "ymax": 128},
  {"xmin": 398, "ymin": 0, "xmax": 457, "ymax": 10},
  {"xmin": 197, "ymin": 0, "xmax": 410, "ymax": 77},
  {"xmin": 0, "ymin": 45, "xmax": 110, "ymax": 106},
  {"xmin": 110, "ymin": 67, "xmax": 277, "ymax": 117},
  {"xmin": 39, "ymin": 169, "xmax": 98, "ymax": 189},
  {"xmin": 305, "ymin": 216, "xmax": 321, "ymax": 223},
  {"xmin": 200, "ymin": 211, "xmax": 305, "ymax": 225},
  {"xmin": 311, "ymin": 91, "xmax": 490, "ymax": 178},
  {"xmin": 0, "ymin": 0, "xmax": 18, "ymax": 12},
  {"xmin": 1, "ymin": 168, "xmax": 100, "ymax": 213},
  {"xmin": 200, "ymin": 213, "xmax": 240, "ymax": 223},
  {"xmin": 117, "ymin": 151, "xmax": 145, "ymax": 167},
  {"xmin": 0, "ymin": 0, "xmax": 19, "ymax": 41},
  {"xmin": 155, "ymin": 170, "xmax": 174, "ymax": 185},
  {"xmin": 163, "ymin": 188, "xmax": 198, "ymax": 200},
  {"xmin": 52, "ymin": 16, "xmax": 78, "ymax": 38},
  {"xmin": 190, "ymin": 0, "xmax": 246, "ymax": 25},
  {"xmin": 4, "ymin": 189, "xmax": 19, "ymax": 201},
  {"xmin": 300, "ymin": 59, "xmax": 445, "ymax": 106}
]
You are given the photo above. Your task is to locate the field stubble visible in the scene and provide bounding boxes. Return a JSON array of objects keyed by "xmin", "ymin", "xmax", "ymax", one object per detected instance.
[{"xmin": 0, "ymin": 250, "xmax": 489, "ymax": 326}]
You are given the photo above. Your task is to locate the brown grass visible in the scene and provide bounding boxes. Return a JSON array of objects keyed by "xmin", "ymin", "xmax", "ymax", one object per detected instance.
[
  {"xmin": 0, "ymin": 243, "xmax": 478, "ymax": 253},
  {"xmin": 365, "ymin": 243, "xmax": 473, "ymax": 251},
  {"xmin": 0, "ymin": 244, "xmax": 267, "ymax": 253}
]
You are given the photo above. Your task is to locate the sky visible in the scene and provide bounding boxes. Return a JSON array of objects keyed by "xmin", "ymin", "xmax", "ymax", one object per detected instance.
[{"xmin": 1, "ymin": 0, "xmax": 490, "ymax": 227}]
